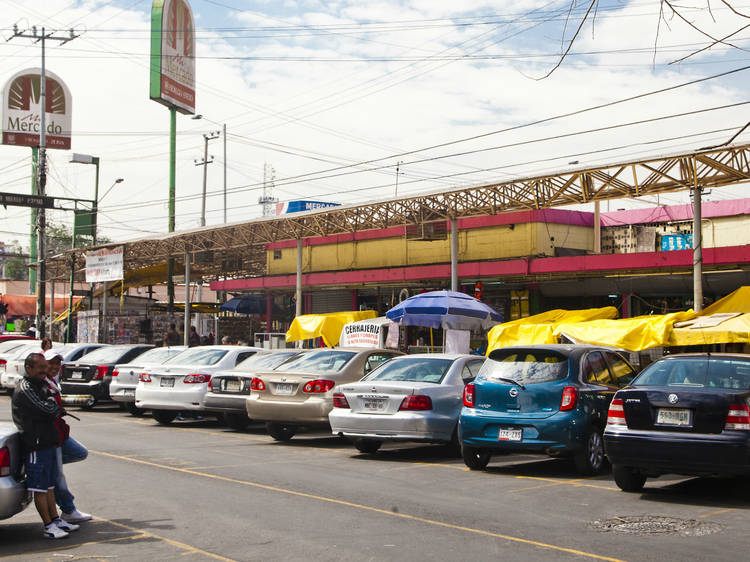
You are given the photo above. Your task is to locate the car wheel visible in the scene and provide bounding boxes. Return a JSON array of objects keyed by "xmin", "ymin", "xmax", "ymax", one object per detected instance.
[
  {"xmin": 266, "ymin": 422, "xmax": 296, "ymax": 441},
  {"xmin": 613, "ymin": 465, "xmax": 647, "ymax": 492},
  {"xmin": 152, "ymin": 410, "xmax": 177, "ymax": 425},
  {"xmin": 126, "ymin": 403, "xmax": 145, "ymax": 417},
  {"xmin": 574, "ymin": 426, "xmax": 606, "ymax": 475},
  {"xmin": 354, "ymin": 438, "xmax": 382, "ymax": 454},
  {"xmin": 462, "ymin": 445, "xmax": 491, "ymax": 470},
  {"xmin": 225, "ymin": 412, "xmax": 251, "ymax": 431}
]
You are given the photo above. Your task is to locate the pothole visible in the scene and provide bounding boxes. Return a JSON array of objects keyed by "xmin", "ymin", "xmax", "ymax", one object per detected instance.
[{"xmin": 591, "ymin": 515, "xmax": 723, "ymax": 536}]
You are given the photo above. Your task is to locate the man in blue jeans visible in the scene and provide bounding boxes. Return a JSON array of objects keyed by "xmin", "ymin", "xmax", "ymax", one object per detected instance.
[{"xmin": 44, "ymin": 350, "xmax": 92, "ymax": 523}]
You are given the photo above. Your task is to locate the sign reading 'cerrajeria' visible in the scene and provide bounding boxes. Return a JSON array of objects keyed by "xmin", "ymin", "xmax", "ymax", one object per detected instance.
[
  {"xmin": 85, "ymin": 246, "xmax": 124, "ymax": 283},
  {"xmin": 0, "ymin": 191, "xmax": 54, "ymax": 208}
]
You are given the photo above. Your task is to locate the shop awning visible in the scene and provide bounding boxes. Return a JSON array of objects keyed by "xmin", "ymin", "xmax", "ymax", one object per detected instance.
[
  {"xmin": 2, "ymin": 294, "xmax": 82, "ymax": 318},
  {"xmin": 286, "ymin": 310, "xmax": 377, "ymax": 347}
]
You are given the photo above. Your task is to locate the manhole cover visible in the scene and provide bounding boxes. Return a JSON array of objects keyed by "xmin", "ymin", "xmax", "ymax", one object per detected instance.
[{"xmin": 591, "ymin": 516, "xmax": 722, "ymax": 536}]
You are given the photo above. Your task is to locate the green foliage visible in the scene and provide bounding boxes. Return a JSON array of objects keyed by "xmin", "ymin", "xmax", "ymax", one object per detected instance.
[{"xmin": 2, "ymin": 240, "xmax": 28, "ymax": 280}]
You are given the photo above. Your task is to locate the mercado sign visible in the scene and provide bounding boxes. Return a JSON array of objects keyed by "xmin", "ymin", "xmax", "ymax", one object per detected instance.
[
  {"xmin": 85, "ymin": 246, "xmax": 124, "ymax": 283},
  {"xmin": 2, "ymin": 68, "xmax": 72, "ymax": 149},
  {"xmin": 150, "ymin": 0, "xmax": 196, "ymax": 114},
  {"xmin": 0, "ymin": 191, "xmax": 54, "ymax": 209}
]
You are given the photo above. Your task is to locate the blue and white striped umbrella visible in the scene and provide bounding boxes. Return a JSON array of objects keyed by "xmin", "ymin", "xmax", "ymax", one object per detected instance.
[{"xmin": 386, "ymin": 290, "xmax": 502, "ymax": 330}]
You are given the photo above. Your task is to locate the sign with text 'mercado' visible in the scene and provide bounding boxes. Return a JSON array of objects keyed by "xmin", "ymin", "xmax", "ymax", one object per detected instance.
[
  {"xmin": 150, "ymin": 0, "xmax": 196, "ymax": 114},
  {"xmin": 85, "ymin": 246, "xmax": 124, "ymax": 283},
  {"xmin": 2, "ymin": 68, "xmax": 72, "ymax": 149},
  {"xmin": 0, "ymin": 192, "xmax": 54, "ymax": 208}
]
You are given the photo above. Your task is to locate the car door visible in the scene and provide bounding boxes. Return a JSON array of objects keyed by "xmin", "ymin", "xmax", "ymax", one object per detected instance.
[
  {"xmin": 602, "ymin": 352, "xmax": 637, "ymax": 388},
  {"xmin": 581, "ymin": 351, "xmax": 618, "ymax": 426}
]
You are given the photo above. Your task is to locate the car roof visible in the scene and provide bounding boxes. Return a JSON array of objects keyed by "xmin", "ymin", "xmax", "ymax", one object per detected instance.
[
  {"xmin": 390, "ymin": 353, "xmax": 475, "ymax": 360},
  {"xmin": 659, "ymin": 353, "xmax": 750, "ymax": 361},
  {"xmin": 488, "ymin": 344, "xmax": 613, "ymax": 357}
]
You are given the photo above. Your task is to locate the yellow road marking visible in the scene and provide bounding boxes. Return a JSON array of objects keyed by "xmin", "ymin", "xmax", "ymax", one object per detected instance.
[
  {"xmin": 91, "ymin": 450, "xmax": 624, "ymax": 562},
  {"xmin": 0, "ymin": 532, "xmax": 145, "ymax": 559},
  {"xmin": 511, "ymin": 475, "xmax": 619, "ymax": 492},
  {"xmin": 384, "ymin": 461, "xmax": 470, "ymax": 472},
  {"xmin": 698, "ymin": 508, "xmax": 736, "ymax": 518}
]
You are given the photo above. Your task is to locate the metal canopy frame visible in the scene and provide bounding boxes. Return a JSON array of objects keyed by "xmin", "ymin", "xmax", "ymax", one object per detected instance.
[{"xmin": 48, "ymin": 143, "xmax": 750, "ymax": 283}]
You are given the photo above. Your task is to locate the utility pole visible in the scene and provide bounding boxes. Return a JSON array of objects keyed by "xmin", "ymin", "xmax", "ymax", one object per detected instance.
[
  {"xmin": 259, "ymin": 163, "xmax": 278, "ymax": 216},
  {"xmin": 194, "ymin": 131, "xmax": 219, "ymax": 227},
  {"xmin": 395, "ymin": 161, "xmax": 403, "ymax": 197},
  {"xmin": 8, "ymin": 25, "xmax": 78, "ymax": 339},
  {"xmin": 223, "ymin": 124, "xmax": 227, "ymax": 223}
]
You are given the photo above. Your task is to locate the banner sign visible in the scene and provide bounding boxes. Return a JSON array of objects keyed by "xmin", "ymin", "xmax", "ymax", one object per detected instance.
[
  {"xmin": 276, "ymin": 200, "xmax": 340, "ymax": 215},
  {"xmin": 0, "ymin": 191, "xmax": 54, "ymax": 209},
  {"xmin": 77, "ymin": 310, "xmax": 100, "ymax": 343},
  {"xmin": 150, "ymin": 0, "xmax": 196, "ymax": 114},
  {"xmin": 2, "ymin": 68, "xmax": 72, "ymax": 149},
  {"xmin": 340, "ymin": 320, "xmax": 382, "ymax": 348},
  {"xmin": 85, "ymin": 246, "xmax": 124, "ymax": 283}
]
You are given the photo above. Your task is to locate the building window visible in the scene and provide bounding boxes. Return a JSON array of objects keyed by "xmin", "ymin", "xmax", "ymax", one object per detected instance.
[{"xmin": 273, "ymin": 249, "xmax": 282, "ymax": 260}]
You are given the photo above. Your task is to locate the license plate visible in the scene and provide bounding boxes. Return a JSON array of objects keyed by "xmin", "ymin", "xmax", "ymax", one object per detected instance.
[
  {"xmin": 160, "ymin": 377, "xmax": 175, "ymax": 388},
  {"xmin": 275, "ymin": 383, "xmax": 293, "ymax": 395},
  {"xmin": 498, "ymin": 428, "xmax": 523, "ymax": 441},
  {"xmin": 71, "ymin": 372, "xmax": 83, "ymax": 380},
  {"xmin": 363, "ymin": 399, "xmax": 386, "ymax": 411},
  {"xmin": 656, "ymin": 408, "xmax": 691, "ymax": 426},
  {"xmin": 225, "ymin": 380, "xmax": 241, "ymax": 392},
  {"xmin": 123, "ymin": 389, "xmax": 135, "ymax": 397}
]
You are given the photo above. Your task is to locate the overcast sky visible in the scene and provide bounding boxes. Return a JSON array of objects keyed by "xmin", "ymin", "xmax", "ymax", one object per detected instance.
[{"xmin": 1, "ymin": 0, "xmax": 750, "ymax": 251}]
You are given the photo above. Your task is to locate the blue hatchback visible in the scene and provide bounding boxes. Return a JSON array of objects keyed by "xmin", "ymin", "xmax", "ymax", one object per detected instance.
[{"xmin": 458, "ymin": 345, "xmax": 636, "ymax": 474}]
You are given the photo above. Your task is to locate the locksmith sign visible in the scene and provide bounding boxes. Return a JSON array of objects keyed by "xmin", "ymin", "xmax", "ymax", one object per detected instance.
[
  {"xmin": 85, "ymin": 246, "xmax": 124, "ymax": 283},
  {"xmin": 2, "ymin": 68, "xmax": 72, "ymax": 149}
]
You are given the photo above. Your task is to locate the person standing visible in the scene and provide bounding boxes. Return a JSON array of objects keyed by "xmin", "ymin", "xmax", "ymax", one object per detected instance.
[
  {"xmin": 12, "ymin": 353, "xmax": 80, "ymax": 539},
  {"xmin": 44, "ymin": 349, "xmax": 92, "ymax": 523},
  {"xmin": 188, "ymin": 325, "xmax": 200, "ymax": 347},
  {"xmin": 163, "ymin": 323, "xmax": 181, "ymax": 347},
  {"xmin": 40, "ymin": 337, "xmax": 52, "ymax": 353}
]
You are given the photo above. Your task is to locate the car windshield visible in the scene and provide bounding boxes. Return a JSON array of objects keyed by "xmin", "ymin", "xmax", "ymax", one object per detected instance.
[
  {"xmin": 78, "ymin": 346, "xmax": 137, "ymax": 363},
  {"xmin": 478, "ymin": 350, "xmax": 569, "ymax": 385},
  {"xmin": 633, "ymin": 357, "xmax": 750, "ymax": 390},
  {"xmin": 363, "ymin": 357, "xmax": 453, "ymax": 384},
  {"xmin": 235, "ymin": 351, "xmax": 302, "ymax": 372},
  {"xmin": 130, "ymin": 347, "xmax": 184, "ymax": 365},
  {"xmin": 165, "ymin": 348, "xmax": 228, "ymax": 366},
  {"xmin": 277, "ymin": 350, "xmax": 356, "ymax": 374}
]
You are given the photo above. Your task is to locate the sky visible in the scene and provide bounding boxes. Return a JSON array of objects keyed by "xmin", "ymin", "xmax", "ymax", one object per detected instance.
[{"xmin": 1, "ymin": 0, "xmax": 750, "ymax": 252}]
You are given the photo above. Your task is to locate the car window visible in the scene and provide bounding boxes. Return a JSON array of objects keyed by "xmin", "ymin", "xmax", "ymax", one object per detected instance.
[
  {"xmin": 633, "ymin": 357, "xmax": 750, "ymax": 390},
  {"xmin": 69, "ymin": 348, "xmax": 85, "ymax": 361},
  {"xmin": 164, "ymin": 348, "xmax": 229, "ymax": 366},
  {"xmin": 130, "ymin": 346, "xmax": 183, "ymax": 364},
  {"xmin": 467, "ymin": 360, "xmax": 484, "ymax": 377},
  {"xmin": 363, "ymin": 357, "xmax": 453, "ymax": 384},
  {"xmin": 604, "ymin": 352, "xmax": 636, "ymax": 387},
  {"xmin": 234, "ymin": 351, "xmax": 258, "ymax": 366},
  {"xmin": 364, "ymin": 353, "xmax": 394, "ymax": 374},
  {"xmin": 235, "ymin": 351, "xmax": 302, "ymax": 372},
  {"xmin": 78, "ymin": 346, "xmax": 137, "ymax": 363},
  {"xmin": 583, "ymin": 352, "xmax": 612, "ymax": 385},
  {"xmin": 461, "ymin": 363, "xmax": 475, "ymax": 382},
  {"xmin": 276, "ymin": 350, "xmax": 356, "ymax": 374},
  {"xmin": 479, "ymin": 349, "xmax": 568, "ymax": 385}
]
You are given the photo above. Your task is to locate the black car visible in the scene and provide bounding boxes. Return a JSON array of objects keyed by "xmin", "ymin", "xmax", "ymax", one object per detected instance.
[
  {"xmin": 60, "ymin": 344, "xmax": 154, "ymax": 408},
  {"xmin": 604, "ymin": 353, "xmax": 750, "ymax": 492}
]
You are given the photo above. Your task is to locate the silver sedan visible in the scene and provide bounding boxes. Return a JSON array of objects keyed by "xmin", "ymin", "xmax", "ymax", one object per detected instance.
[
  {"xmin": 329, "ymin": 354, "xmax": 485, "ymax": 454},
  {"xmin": 0, "ymin": 422, "xmax": 30, "ymax": 520}
]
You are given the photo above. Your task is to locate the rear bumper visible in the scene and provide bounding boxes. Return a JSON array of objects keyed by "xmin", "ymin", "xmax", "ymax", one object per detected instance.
[
  {"xmin": 109, "ymin": 381, "xmax": 136, "ymax": 403},
  {"xmin": 61, "ymin": 380, "xmax": 110, "ymax": 401},
  {"xmin": 329, "ymin": 409, "xmax": 455, "ymax": 442},
  {"xmin": 0, "ymin": 475, "xmax": 31, "ymax": 520},
  {"xmin": 204, "ymin": 394, "xmax": 249, "ymax": 413},
  {"xmin": 246, "ymin": 394, "xmax": 331, "ymax": 424},
  {"xmin": 135, "ymin": 385, "xmax": 208, "ymax": 411},
  {"xmin": 0, "ymin": 373, "xmax": 19, "ymax": 390},
  {"xmin": 604, "ymin": 427, "xmax": 750, "ymax": 476}
]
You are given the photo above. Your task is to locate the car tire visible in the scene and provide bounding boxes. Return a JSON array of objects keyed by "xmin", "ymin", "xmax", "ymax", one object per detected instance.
[
  {"xmin": 574, "ymin": 426, "xmax": 606, "ymax": 475},
  {"xmin": 126, "ymin": 403, "xmax": 145, "ymax": 417},
  {"xmin": 225, "ymin": 412, "xmax": 251, "ymax": 431},
  {"xmin": 613, "ymin": 465, "xmax": 646, "ymax": 492},
  {"xmin": 152, "ymin": 410, "xmax": 177, "ymax": 425},
  {"xmin": 266, "ymin": 422, "xmax": 296, "ymax": 441},
  {"xmin": 462, "ymin": 445, "xmax": 491, "ymax": 470},
  {"xmin": 353, "ymin": 438, "xmax": 382, "ymax": 454}
]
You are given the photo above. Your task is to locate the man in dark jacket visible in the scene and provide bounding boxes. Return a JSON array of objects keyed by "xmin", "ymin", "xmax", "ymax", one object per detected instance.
[{"xmin": 12, "ymin": 353, "xmax": 80, "ymax": 539}]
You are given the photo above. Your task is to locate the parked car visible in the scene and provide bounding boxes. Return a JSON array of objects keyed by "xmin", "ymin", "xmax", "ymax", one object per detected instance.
[
  {"xmin": 330, "ymin": 354, "xmax": 485, "ymax": 454},
  {"xmin": 0, "ymin": 335, "xmax": 34, "ymax": 343},
  {"xmin": 0, "ymin": 422, "xmax": 31, "ymax": 520},
  {"xmin": 205, "ymin": 349, "xmax": 307, "ymax": 430},
  {"xmin": 2, "ymin": 343, "xmax": 104, "ymax": 394},
  {"xmin": 0, "ymin": 342, "xmax": 44, "ymax": 395},
  {"xmin": 458, "ymin": 345, "xmax": 636, "ymax": 474},
  {"xmin": 60, "ymin": 344, "xmax": 154, "ymax": 408},
  {"xmin": 110, "ymin": 346, "xmax": 187, "ymax": 415},
  {"xmin": 604, "ymin": 353, "xmax": 750, "ymax": 492},
  {"xmin": 135, "ymin": 345, "xmax": 264, "ymax": 425},
  {"xmin": 246, "ymin": 348, "xmax": 403, "ymax": 441}
]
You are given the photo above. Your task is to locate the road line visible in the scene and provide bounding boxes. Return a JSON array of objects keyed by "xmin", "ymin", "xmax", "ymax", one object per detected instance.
[
  {"xmin": 698, "ymin": 508, "xmax": 736, "ymax": 518},
  {"xmin": 91, "ymin": 450, "xmax": 624, "ymax": 562},
  {"xmin": 0, "ymin": 532, "xmax": 145, "ymax": 559}
]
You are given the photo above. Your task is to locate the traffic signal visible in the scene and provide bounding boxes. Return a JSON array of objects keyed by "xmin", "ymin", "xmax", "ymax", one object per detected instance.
[{"xmin": 473, "ymin": 281, "xmax": 483, "ymax": 300}]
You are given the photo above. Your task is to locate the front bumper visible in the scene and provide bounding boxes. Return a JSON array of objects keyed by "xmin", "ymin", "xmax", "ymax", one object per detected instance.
[
  {"xmin": 204, "ymin": 393, "xmax": 250, "ymax": 413},
  {"xmin": 329, "ymin": 409, "xmax": 455, "ymax": 442},
  {"xmin": 0, "ymin": 475, "xmax": 31, "ymax": 520},
  {"xmin": 60, "ymin": 379, "xmax": 111, "ymax": 401},
  {"xmin": 604, "ymin": 427, "xmax": 750, "ymax": 476},
  {"xmin": 135, "ymin": 385, "xmax": 209, "ymax": 411},
  {"xmin": 246, "ymin": 394, "xmax": 331, "ymax": 424}
]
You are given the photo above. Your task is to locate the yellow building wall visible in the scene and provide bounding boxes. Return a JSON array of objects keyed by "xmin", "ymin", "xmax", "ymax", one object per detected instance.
[{"xmin": 267, "ymin": 222, "xmax": 595, "ymax": 275}]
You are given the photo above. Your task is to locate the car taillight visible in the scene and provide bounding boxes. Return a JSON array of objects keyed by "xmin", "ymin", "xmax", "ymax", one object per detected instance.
[
  {"xmin": 0, "ymin": 446, "xmax": 10, "ymax": 477},
  {"xmin": 560, "ymin": 386, "xmax": 578, "ymax": 411},
  {"xmin": 112, "ymin": 370, "xmax": 119, "ymax": 377},
  {"xmin": 463, "ymin": 383, "xmax": 475, "ymax": 408},
  {"xmin": 606, "ymin": 398, "xmax": 626, "ymax": 426},
  {"xmin": 139, "ymin": 373, "xmax": 152, "ymax": 383},
  {"xmin": 0, "ymin": 359, "xmax": 6, "ymax": 368},
  {"xmin": 250, "ymin": 377, "xmax": 265, "ymax": 391},
  {"xmin": 302, "ymin": 379, "xmax": 335, "ymax": 393},
  {"xmin": 725, "ymin": 403, "xmax": 750, "ymax": 430},
  {"xmin": 332, "ymin": 393, "xmax": 349, "ymax": 408},
  {"xmin": 94, "ymin": 365, "xmax": 109, "ymax": 380},
  {"xmin": 399, "ymin": 395, "xmax": 432, "ymax": 411},
  {"xmin": 207, "ymin": 377, "xmax": 213, "ymax": 390},
  {"xmin": 184, "ymin": 374, "xmax": 211, "ymax": 384}
]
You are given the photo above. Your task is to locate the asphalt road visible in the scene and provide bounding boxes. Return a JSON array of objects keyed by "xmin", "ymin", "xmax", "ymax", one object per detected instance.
[{"xmin": 0, "ymin": 395, "xmax": 748, "ymax": 561}]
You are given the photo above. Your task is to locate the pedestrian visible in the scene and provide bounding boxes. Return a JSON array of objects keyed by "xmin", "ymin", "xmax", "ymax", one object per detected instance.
[
  {"xmin": 221, "ymin": 335, "xmax": 233, "ymax": 345},
  {"xmin": 11, "ymin": 353, "xmax": 80, "ymax": 539},
  {"xmin": 207, "ymin": 332, "xmax": 215, "ymax": 345},
  {"xmin": 40, "ymin": 337, "xmax": 52, "ymax": 353},
  {"xmin": 44, "ymin": 349, "xmax": 92, "ymax": 524},
  {"xmin": 188, "ymin": 325, "xmax": 201, "ymax": 347},
  {"xmin": 26, "ymin": 322, "xmax": 38, "ymax": 338},
  {"xmin": 164, "ymin": 323, "xmax": 181, "ymax": 347}
]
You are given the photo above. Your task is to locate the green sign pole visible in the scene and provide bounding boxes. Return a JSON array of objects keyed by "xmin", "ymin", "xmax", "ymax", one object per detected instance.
[
  {"xmin": 29, "ymin": 147, "xmax": 38, "ymax": 293},
  {"xmin": 168, "ymin": 106, "xmax": 176, "ymax": 313},
  {"xmin": 66, "ymin": 202, "xmax": 77, "ymax": 344}
]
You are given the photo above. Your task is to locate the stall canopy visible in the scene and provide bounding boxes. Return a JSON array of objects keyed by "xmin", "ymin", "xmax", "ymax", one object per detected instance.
[
  {"xmin": 2, "ymin": 294, "xmax": 82, "ymax": 318},
  {"xmin": 286, "ymin": 310, "xmax": 377, "ymax": 347},
  {"xmin": 219, "ymin": 294, "xmax": 282, "ymax": 315},
  {"xmin": 386, "ymin": 290, "xmax": 502, "ymax": 330}
]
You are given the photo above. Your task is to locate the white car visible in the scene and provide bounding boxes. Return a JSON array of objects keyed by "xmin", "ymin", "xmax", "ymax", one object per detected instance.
[
  {"xmin": 0, "ymin": 342, "xmax": 47, "ymax": 394},
  {"xmin": 0, "ymin": 340, "xmax": 38, "ymax": 394},
  {"xmin": 110, "ymin": 346, "xmax": 187, "ymax": 415},
  {"xmin": 135, "ymin": 345, "xmax": 264, "ymax": 425}
]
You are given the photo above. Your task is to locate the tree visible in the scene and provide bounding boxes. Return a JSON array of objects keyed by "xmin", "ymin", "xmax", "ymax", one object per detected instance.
[
  {"xmin": 45, "ymin": 222, "xmax": 111, "ymax": 259},
  {"xmin": 2, "ymin": 240, "xmax": 29, "ymax": 281}
]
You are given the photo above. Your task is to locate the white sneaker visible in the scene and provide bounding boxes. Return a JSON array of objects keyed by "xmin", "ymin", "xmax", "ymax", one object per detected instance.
[
  {"xmin": 54, "ymin": 517, "xmax": 80, "ymax": 532},
  {"xmin": 61, "ymin": 509, "xmax": 92, "ymax": 523},
  {"xmin": 43, "ymin": 522, "xmax": 69, "ymax": 539}
]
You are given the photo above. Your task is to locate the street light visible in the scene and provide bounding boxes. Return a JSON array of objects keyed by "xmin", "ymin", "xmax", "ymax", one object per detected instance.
[{"xmin": 99, "ymin": 178, "xmax": 125, "ymax": 205}]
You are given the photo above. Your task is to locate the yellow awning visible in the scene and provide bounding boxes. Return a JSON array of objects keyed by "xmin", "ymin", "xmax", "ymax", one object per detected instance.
[
  {"xmin": 701, "ymin": 286, "xmax": 750, "ymax": 315},
  {"xmin": 286, "ymin": 310, "xmax": 377, "ymax": 347},
  {"xmin": 669, "ymin": 312, "xmax": 750, "ymax": 346}
]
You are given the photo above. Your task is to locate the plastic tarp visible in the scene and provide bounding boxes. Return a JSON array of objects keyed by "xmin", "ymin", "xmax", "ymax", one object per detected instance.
[
  {"xmin": 286, "ymin": 310, "xmax": 377, "ymax": 347},
  {"xmin": 486, "ymin": 307, "xmax": 618, "ymax": 351},
  {"xmin": 556, "ymin": 311, "xmax": 695, "ymax": 352},
  {"xmin": 669, "ymin": 313, "xmax": 750, "ymax": 346},
  {"xmin": 700, "ymin": 286, "xmax": 750, "ymax": 315},
  {"xmin": 2, "ymin": 294, "xmax": 82, "ymax": 318}
]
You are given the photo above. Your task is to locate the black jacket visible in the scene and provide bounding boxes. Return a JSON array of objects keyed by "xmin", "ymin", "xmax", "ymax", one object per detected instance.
[{"xmin": 12, "ymin": 376, "xmax": 64, "ymax": 452}]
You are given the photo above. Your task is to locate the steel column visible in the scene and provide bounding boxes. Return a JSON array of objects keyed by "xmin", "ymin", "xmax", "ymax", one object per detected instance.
[
  {"xmin": 693, "ymin": 186, "xmax": 703, "ymax": 312},
  {"xmin": 184, "ymin": 252, "xmax": 191, "ymax": 346},
  {"xmin": 450, "ymin": 218, "xmax": 458, "ymax": 292}
]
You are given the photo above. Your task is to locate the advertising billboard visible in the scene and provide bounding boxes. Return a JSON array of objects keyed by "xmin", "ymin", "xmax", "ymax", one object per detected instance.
[
  {"xmin": 85, "ymin": 246, "xmax": 124, "ymax": 283},
  {"xmin": 150, "ymin": 0, "xmax": 196, "ymax": 114},
  {"xmin": 2, "ymin": 68, "xmax": 72, "ymax": 149}
]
